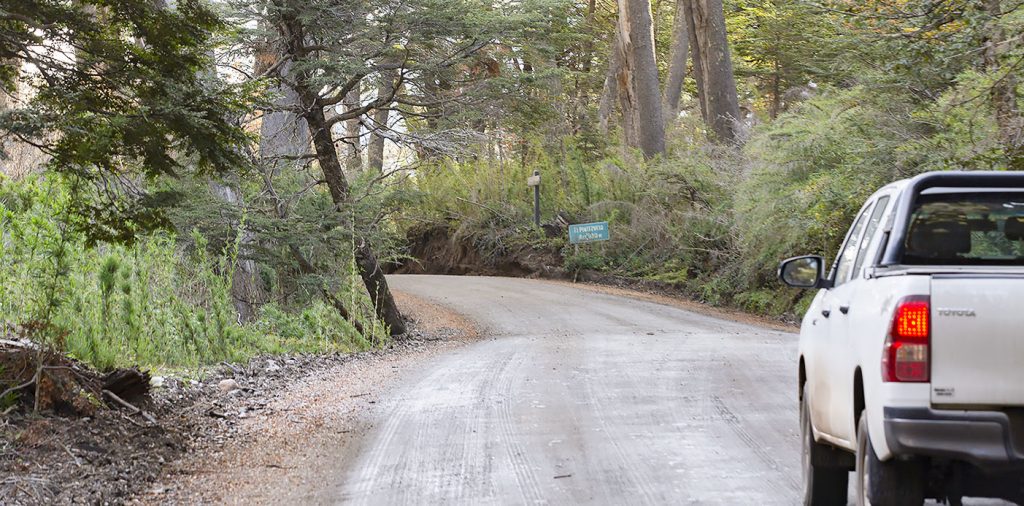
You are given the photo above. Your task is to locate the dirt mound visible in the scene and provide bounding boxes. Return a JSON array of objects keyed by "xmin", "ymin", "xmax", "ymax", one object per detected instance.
[
  {"xmin": 1, "ymin": 338, "xmax": 150, "ymax": 417},
  {"xmin": 0, "ymin": 336, "xmax": 166, "ymax": 505},
  {"xmin": 390, "ymin": 225, "xmax": 565, "ymax": 278}
]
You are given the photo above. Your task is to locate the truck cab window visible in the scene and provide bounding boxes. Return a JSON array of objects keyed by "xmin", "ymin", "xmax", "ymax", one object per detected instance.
[
  {"xmin": 833, "ymin": 204, "xmax": 874, "ymax": 285},
  {"xmin": 904, "ymin": 192, "xmax": 1024, "ymax": 265},
  {"xmin": 852, "ymin": 196, "xmax": 891, "ymax": 279}
]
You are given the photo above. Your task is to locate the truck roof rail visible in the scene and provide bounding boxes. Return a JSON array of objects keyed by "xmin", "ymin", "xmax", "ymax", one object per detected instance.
[{"xmin": 879, "ymin": 171, "xmax": 1024, "ymax": 267}]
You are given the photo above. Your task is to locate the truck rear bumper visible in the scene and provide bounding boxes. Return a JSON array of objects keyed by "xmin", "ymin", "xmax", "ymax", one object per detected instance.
[{"xmin": 884, "ymin": 407, "xmax": 1024, "ymax": 468}]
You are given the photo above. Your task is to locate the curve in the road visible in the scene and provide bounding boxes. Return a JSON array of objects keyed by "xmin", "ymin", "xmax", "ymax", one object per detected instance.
[{"xmin": 336, "ymin": 275, "xmax": 802, "ymax": 505}]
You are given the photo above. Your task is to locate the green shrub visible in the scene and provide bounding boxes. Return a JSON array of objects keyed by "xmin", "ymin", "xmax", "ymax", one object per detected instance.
[{"xmin": 0, "ymin": 175, "xmax": 381, "ymax": 371}]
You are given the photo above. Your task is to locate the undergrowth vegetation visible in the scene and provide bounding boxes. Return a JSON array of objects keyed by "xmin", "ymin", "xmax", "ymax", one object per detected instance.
[
  {"xmin": 0, "ymin": 176, "xmax": 382, "ymax": 371},
  {"xmin": 399, "ymin": 79, "xmax": 1019, "ymax": 319}
]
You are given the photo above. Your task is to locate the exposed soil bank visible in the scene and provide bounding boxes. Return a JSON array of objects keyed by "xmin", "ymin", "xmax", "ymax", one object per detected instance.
[{"xmin": 388, "ymin": 225, "xmax": 564, "ymax": 278}]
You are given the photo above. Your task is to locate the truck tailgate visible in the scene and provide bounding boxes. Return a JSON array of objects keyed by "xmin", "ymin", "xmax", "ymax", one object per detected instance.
[{"xmin": 931, "ymin": 276, "xmax": 1024, "ymax": 407}]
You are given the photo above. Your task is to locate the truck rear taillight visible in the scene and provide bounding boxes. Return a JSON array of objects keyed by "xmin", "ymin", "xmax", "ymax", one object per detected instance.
[{"xmin": 882, "ymin": 295, "xmax": 930, "ymax": 383}]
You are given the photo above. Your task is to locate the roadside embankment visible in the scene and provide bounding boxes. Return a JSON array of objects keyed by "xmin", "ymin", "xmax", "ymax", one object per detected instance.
[
  {"xmin": 390, "ymin": 224, "xmax": 802, "ymax": 327},
  {"xmin": 0, "ymin": 291, "xmax": 477, "ymax": 505}
]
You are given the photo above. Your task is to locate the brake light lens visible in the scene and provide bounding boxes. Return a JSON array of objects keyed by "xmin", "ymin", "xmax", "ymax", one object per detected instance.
[{"xmin": 882, "ymin": 296, "xmax": 930, "ymax": 382}]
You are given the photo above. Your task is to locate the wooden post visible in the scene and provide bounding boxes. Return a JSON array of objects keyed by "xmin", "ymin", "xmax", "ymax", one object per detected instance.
[{"xmin": 528, "ymin": 170, "xmax": 541, "ymax": 227}]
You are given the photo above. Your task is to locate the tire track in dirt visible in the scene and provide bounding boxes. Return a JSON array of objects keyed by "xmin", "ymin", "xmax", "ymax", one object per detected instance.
[
  {"xmin": 709, "ymin": 394, "xmax": 801, "ymax": 493},
  {"xmin": 496, "ymin": 351, "xmax": 545, "ymax": 505},
  {"xmin": 581, "ymin": 356, "xmax": 660, "ymax": 505},
  {"xmin": 345, "ymin": 381, "xmax": 420, "ymax": 504}
]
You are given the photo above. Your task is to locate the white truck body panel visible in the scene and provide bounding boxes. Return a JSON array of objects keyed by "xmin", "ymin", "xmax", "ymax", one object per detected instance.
[
  {"xmin": 930, "ymin": 275, "xmax": 1024, "ymax": 407},
  {"xmin": 803, "ymin": 271, "xmax": 932, "ymax": 458}
]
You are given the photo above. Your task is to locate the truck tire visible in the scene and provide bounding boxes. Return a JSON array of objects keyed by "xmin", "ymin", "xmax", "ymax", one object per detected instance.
[
  {"xmin": 855, "ymin": 411, "xmax": 925, "ymax": 506},
  {"xmin": 801, "ymin": 386, "xmax": 849, "ymax": 505}
]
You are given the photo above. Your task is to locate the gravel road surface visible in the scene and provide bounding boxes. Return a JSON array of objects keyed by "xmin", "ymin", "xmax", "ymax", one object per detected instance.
[{"xmin": 334, "ymin": 275, "xmax": 804, "ymax": 504}]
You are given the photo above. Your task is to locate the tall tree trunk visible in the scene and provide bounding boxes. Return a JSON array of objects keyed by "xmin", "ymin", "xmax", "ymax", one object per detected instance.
[
  {"xmin": 684, "ymin": 0, "xmax": 708, "ymax": 123},
  {"xmin": 353, "ymin": 240, "xmax": 403, "ymax": 334},
  {"xmin": 210, "ymin": 181, "xmax": 265, "ymax": 323},
  {"xmin": 615, "ymin": 36, "xmax": 640, "ymax": 149},
  {"xmin": 617, "ymin": 0, "xmax": 667, "ymax": 158},
  {"xmin": 278, "ymin": 6, "xmax": 406, "ymax": 334},
  {"xmin": 343, "ymin": 84, "xmax": 362, "ymax": 172},
  {"xmin": 598, "ymin": 31, "xmax": 623, "ymax": 135},
  {"xmin": 0, "ymin": 58, "xmax": 20, "ymax": 176},
  {"xmin": 259, "ymin": 65, "xmax": 310, "ymax": 169},
  {"xmin": 663, "ymin": 0, "xmax": 690, "ymax": 117},
  {"xmin": 769, "ymin": 58, "xmax": 781, "ymax": 120},
  {"xmin": 684, "ymin": 0, "xmax": 740, "ymax": 143},
  {"xmin": 982, "ymin": 0, "xmax": 1023, "ymax": 164},
  {"xmin": 193, "ymin": 5, "xmax": 268, "ymax": 323},
  {"xmin": 367, "ymin": 79, "xmax": 391, "ymax": 173}
]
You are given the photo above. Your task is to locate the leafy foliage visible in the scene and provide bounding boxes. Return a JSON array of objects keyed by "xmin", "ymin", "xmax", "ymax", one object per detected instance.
[{"xmin": 0, "ymin": 0, "xmax": 252, "ymax": 242}]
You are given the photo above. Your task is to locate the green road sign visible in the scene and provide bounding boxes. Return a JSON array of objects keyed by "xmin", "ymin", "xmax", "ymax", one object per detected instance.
[{"xmin": 569, "ymin": 222, "xmax": 610, "ymax": 244}]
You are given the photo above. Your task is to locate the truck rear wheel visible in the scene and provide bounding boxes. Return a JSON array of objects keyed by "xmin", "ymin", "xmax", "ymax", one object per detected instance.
[
  {"xmin": 855, "ymin": 411, "xmax": 925, "ymax": 506},
  {"xmin": 801, "ymin": 386, "xmax": 848, "ymax": 505}
]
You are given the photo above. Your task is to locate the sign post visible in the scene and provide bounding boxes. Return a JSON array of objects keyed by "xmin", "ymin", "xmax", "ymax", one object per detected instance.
[{"xmin": 527, "ymin": 170, "xmax": 541, "ymax": 227}]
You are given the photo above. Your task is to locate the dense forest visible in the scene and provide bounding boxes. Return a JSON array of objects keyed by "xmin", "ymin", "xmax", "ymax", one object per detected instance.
[{"xmin": 0, "ymin": 0, "xmax": 1021, "ymax": 370}]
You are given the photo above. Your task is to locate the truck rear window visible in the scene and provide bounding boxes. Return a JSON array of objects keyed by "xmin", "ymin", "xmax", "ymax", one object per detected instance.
[{"xmin": 903, "ymin": 192, "xmax": 1024, "ymax": 265}]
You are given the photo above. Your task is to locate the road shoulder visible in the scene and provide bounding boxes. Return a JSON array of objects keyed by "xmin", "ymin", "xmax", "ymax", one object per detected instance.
[
  {"xmin": 544, "ymin": 278, "xmax": 798, "ymax": 333},
  {"xmin": 135, "ymin": 290, "xmax": 479, "ymax": 505}
]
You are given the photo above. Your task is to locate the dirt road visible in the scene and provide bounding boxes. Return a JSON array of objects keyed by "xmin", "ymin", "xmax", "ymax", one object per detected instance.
[{"xmin": 333, "ymin": 275, "xmax": 803, "ymax": 504}]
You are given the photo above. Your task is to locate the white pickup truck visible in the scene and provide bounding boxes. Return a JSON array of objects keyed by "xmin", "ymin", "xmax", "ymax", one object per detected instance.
[{"xmin": 779, "ymin": 171, "xmax": 1024, "ymax": 506}]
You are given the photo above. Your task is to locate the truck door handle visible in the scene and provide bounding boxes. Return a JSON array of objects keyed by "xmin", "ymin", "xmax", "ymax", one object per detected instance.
[
  {"xmin": 839, "ymin": 305, "xmax": 850, "ymax": 315},
  {"xmin": 821, "ymin": 309, "xmax": 831, "ymax": 318}
]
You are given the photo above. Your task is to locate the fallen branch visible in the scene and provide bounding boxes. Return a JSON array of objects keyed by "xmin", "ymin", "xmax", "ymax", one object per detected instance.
[
  {"xmin": 0, "ymin": 338, "xmax": 39, "ymax": 349},
  {"xmin": 60, "ymin": 443, "xmax": 82, "ymax": 467},
  {"xmin": 102, "ymin": 389, "xmax": 157, "ymax": 425},
  {"xmin": 220, "ymin": 362, "xmax": 243, "ymax": 376},
  {"xmin": 120, "ymin": 413, "xmax": 147, "ymax": 428}
]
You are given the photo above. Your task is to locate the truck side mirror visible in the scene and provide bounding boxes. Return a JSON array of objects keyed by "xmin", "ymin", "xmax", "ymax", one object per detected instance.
[{"xmin": 778, "ymin": 255, "xmax": 826, "ymax": 289}]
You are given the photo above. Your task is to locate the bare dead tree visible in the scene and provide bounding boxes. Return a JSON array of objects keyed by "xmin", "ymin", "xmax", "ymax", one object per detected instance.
[
  {"xmin": 367, "ymin": 74, "xmax": 395, "ymax": 173},
  {"xmin": 343, "ymin": 83, "xmax": 362, "ymax": 172}
]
